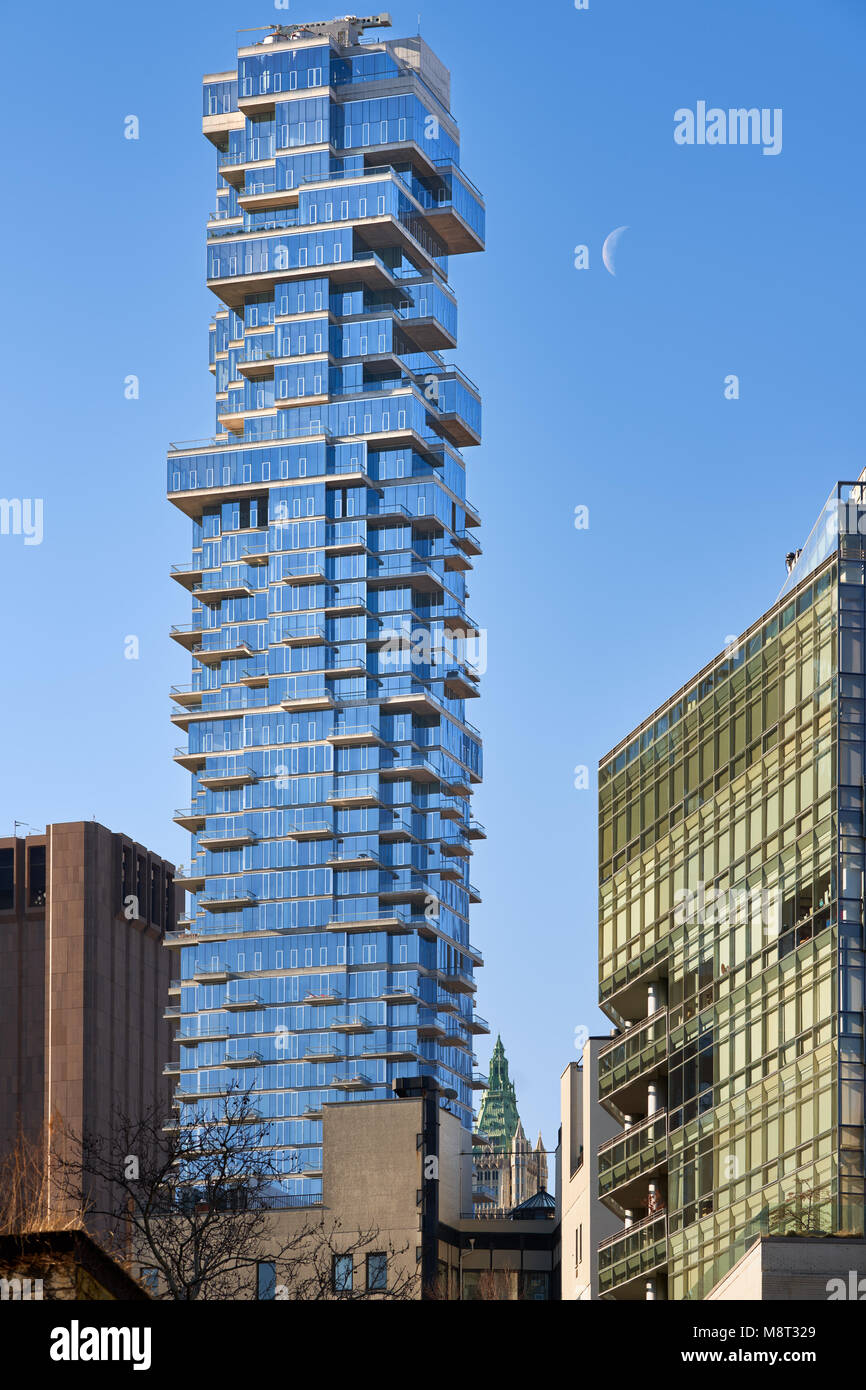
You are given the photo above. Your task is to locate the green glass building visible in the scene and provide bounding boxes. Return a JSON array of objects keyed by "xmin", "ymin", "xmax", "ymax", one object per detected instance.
[{"xmin": 595, "ymin": 482, "xmax": 866, "ymax": 1299}]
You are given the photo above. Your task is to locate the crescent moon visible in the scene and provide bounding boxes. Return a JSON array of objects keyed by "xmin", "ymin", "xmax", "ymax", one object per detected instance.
[{"xmin": 602, "ymin": 225, "xmax": 628, "ymax": 277}]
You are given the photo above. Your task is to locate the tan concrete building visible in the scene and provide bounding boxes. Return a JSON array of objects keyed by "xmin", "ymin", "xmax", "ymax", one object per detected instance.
[
  {"xmin": 560, "ymin": 1040, "xmax": 622, "ymax": 1299},
  {"xmin": 149, "ymin": 1089, "xmax": 559, "ymax": 1300},
  {"xmin": 707, "ymin": 1235, "xmax": 866, "ymax": 1301},
  {"xmin": 0, "ymin": 821, "xmax": 177, "ymax": 1215}
]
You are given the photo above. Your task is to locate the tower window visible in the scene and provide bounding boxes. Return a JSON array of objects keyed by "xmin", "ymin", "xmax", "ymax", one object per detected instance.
[
  {"xmin": 28, "ymin": 846, "xmax": 46, "ymax": 908},
  {"xmin": 0, "ymin": 849, "xmax": 14, "ymax": 910}
]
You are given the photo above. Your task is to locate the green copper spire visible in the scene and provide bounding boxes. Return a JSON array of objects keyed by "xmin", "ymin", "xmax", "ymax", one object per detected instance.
[{"xmin": 475, "ymin": 1035, "xmax": 521, "ymax": 1152}]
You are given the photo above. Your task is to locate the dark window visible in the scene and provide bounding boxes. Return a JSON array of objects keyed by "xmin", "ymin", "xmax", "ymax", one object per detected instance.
[
  {"xmin": 0, "ymin": 849, "xmax": 14, "ymax": 911},
  {"xmin": 332, "ymin": 1254, "xmax": 353, "ymax": 1293},
  {"xmin": 28, "ymin": 846, "xmax": 46, "ymax": 908},
  {"xmin": 164, "ymin": 875, "xmax": 175, "ymax": 932},
  {"xmin": 366, "ymin": 1252, "xmax": 387, "ymax": 1292},
  {"xmin": 121, "ymin": 845, "xmax": 131, "ymax": 904},
  {"xmin": 257, "ymin": 1261, "xmax": 276, "ymax": 1300},
  {"xmin": 150, "ymin": 865, "xmax": 161, "ymax": 925}
]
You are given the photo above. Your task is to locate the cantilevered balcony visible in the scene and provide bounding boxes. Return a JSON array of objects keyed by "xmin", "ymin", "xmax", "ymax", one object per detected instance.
[
  {"xmin": 170, "ymin": 621, "xmax": 204, "ymax": 650},
  {"xmin": 192, "ymin": 575, "xmax": 257, "ymax": 605},
  {"xmin": 198, "ymin": 828, "xmax": 258, "ymax": 851},
  {"xmin": 199, "ymin": 766, "xmax": 258, "ymax": 789},
  {"xmin": 194, "ymin": 639, "xmax": 256, "ymax": 666},
  {"xmin": 597, "ymin": 1213, "xmax": 667, "ymax": 1300},
  {"xmin": 171, "ymin": 561, "xmax": 204, "ymax": 590},
  {"xmin": 466, "ymin": 1013, "xmax": 491, "ymax": 1035},
  {"xmin": 327, "ymin": 848, "xmax": 387, "ymax": 871},
  {"xmin": 280, "ymin": 690, "xmax": 340, "ymax": 713},
  {"xmin": 170, "ymin": 685, "xmax": 203, "ymax": 710},
  {"xmin": 174, "ymin": 807, "xmax": 207, "ymax": 832},
  {"xmin": 598, "ymin": 1111, "xmax": 668, "ymax": 1215},
  {"xmin": 326, "ymin": 722, "xmax": 383, "ymax": 746},
  {"xmin": 174, "ymin": 746, "xmax": 207, "ymax": 772},
  {"xmin": 277, "ymin": 616, "xmax": 330, "ymax": 647},
  {"xmin": 286, "ymin": 819, "xmax": 333, "ymax": 841},
  {"xmin": 326, "ymin": 907, "xmax": 412, "ymax": 934},
  {"xmin": 331, "ymin": 1073, "xmax": 374, "ymax": 1092},
  {"xmin": 597, "ymin": 1012, "xmax": 668, "ymax": 1119},
  {"xmin": 326, "ymin": 783, "xmax": 383, "ymax": 809},
  {"xmin": 199, "ymin": 888, "xmax": 258, "ymax": 912}
]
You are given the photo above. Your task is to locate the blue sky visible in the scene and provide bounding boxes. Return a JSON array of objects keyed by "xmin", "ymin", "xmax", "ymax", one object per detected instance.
[{"xmin": 2, "ymin": 0, "xmax": 864, "ymax": 1151}]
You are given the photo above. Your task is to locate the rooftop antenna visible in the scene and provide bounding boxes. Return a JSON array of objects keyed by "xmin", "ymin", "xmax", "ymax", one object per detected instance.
[{"xmin": 13, "ymin": 820, "xmax": 30, "ymax": 837}]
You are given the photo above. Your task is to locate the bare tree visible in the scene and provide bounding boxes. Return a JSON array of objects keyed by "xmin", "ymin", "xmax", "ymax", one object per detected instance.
[
  {"xmin": 273, "ymin": 1217, "xmax": 420, "ymax": 1301},
  {"xmin": 0, "ymin": 1126, "xmax": 76, "ymax": 1236},
  {"xmin": 767, "ymin": 1182, "xmax": 834, "ymax": 1238},
  {"xmin": 54, "ymin": 1088, "xmax": 419, "ymax": 1301}
]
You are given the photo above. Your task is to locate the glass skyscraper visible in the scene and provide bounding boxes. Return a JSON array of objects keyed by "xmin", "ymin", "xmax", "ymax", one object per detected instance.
[
  {"xmin": 166, "ymin": 14, "xmax": 487, "ymax": 1199},
  {"xmin": 596, "ymin": 481, "xmax": 866, "ymax": 1299}
]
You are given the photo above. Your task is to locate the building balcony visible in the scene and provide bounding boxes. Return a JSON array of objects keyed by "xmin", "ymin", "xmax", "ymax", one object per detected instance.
[
  {"xmin": 600, "ymin": 945, "xmax": 669, "ymax": 1024},
  {"xmin": 193, "ymin": 966, "xmax": 232, "ymax": 984},
  {"xmin": 194, "ymin": 639, "xmax": 256, "ymax": 666},
  {"xmin": 223, "ymin": 993, "xmax": 265, "ymax": 1012},
  {"xmin": 597, "ymin": 1213, "xmax": 667, "ymax": 1300},
  {"xmin": 303, "ymin": 987, "xmax": 344, "ymax": 1005},
  {"xmin": 174, "ymin": 746, "xmax": 207, "ymax": 772},
  {"xmin": 198, "ymin": 828, "xmax": 258, "ymax": 851},
  {"xmin": 170, "ymin": 622, "xmax": 204, "ymax": 650},
  {"xmin": 443, "ymin": 667, "xmax": 480, "ymax": 700},
  {"xmin": 304, "ymin": 1045, "xmax": 344, "ymax": 1065},
  {"xmin": 277, "ymin": 619, "xmax": 330, "ymax": 647},
  {"xmin": 332, "ymin": 1015, "xmax": 374, "ymax": 1034},
  {"xmin": 361, "ymin": 1044, "xmax": 420, "ymax": 1062},
  {"xmin": 468, "ymin": 883, "xmax": 482, "ymax": 904},
  {"xmin": 433, "ymin": 965, "xmax": 476, "ymax": 995},
  {"xmin": 174, "ymin": 871, "xmax": 205, "ymax": 894},
  {"xmin": 466, "ymin": 1013, "xmax": 491, "ymax": 1035},
  {"xmin": 597, "ymin": 1013, "xmax": 668, "ymax": 1117},
  {"xmin": 225, "ymin": 1051, "xmax": 264, "ymax": 1067},
  {"xmin": 470, "ymin": 1071, "xmax": 488, "ymax": 1090},
  {"xmin": 326, "ymin": 723, "xmax": 383, "ymax": 746},
  {"xmin": 331, "ymin": 1073, "xmax": 374, "ymax": 1092},
  {"xmin": 598, "ymin": 1111, "xmax": 668, "ymax": 1213},
  {"xmin": 281, "ymin": 563, "xmax": 327, "ymax": 586},
  {"xmin": 378, "ymin": 984, "xmax": 421, "ymax": 1005},
  {"xmin": 326, "ymin": 908, "xmax": 410, "ymax": 934},
  {"xmin": 171, "ymin": 561, "xmax": 204, "ymax": 590},
  {"xmin": 174, "ymin": 807, "xmax": 206, "ymax": 832},
  {"xmin": 326, "ymin": 786, "xmax": 383, "ymax": 809},
  {"xmin": 239, "ymin": 667, "xmax": 269, "ymax": 689},
  {"xmin": 199, "ymin": 889, "xmax": 257, "ymax": 912},
  {"xmin": 286, "ymin": 820, "xmax": 334, "ymax": 841},
  {"xmin": 207, "ymin": 248, "xmax": 401, "ymax": 311},
  {"xmin": 192, "ymin": 577, "xmax": 257, "ymax": 605},
  {"xmin": 170, "ymin": 686, "xmax": 204, "ymax": 711},
  {"xmin": 466, "ymin": 820, "xmax": 486, "ymax": 840},
  {"xmin": 327, "ymin": 849, "xmax": 386, "ymax": 871},
  {"xmin": 455, "ymin": 528, "xmax": 482, "ymax": 558},
  {"xmin": 199, "ymin": 766, "xmax": 258, "ymax": 789},
  {"xmin": 440, "ymin": 834, "xmax": 471, "ymax": 859},
  {"xmin": 280, "ymin": 690, "xmax": 340, "ymax": 712},
  {"xmin": 322, "ymin": 656, "xmax": 371, "ymax": 679},
  {"xmin": 378, "ymin": 752, "xmax": 440, "ymax": 783}
]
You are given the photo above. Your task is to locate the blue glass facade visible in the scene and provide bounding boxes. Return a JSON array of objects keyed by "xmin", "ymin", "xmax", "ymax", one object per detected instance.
[{"xmin": 168, "ymin": 18, "xmax": 487, "ymax": 1197}]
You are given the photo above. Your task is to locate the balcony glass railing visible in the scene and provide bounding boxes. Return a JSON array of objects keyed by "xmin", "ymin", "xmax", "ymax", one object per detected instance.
[
  {"xmin": 597, "ymin": 1013, "xmax": 667, "ymax": 1100},
  {"xmin": 598, "ymin": 1112, "xmax": 668, "ymax": 1200},
  {"xmin": 597, "ymin": 1214, "xmax": 667, "ymax": 1295}
]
